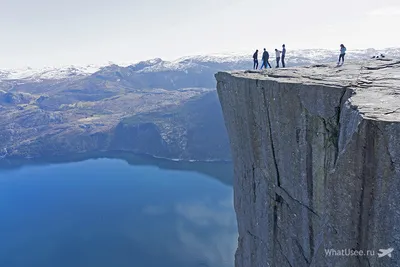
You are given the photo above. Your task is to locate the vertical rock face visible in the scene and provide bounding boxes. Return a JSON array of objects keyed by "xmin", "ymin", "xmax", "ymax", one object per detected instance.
[{"xmin": 215, "ymin": 60, "xmax": 400, "ymax": 267}]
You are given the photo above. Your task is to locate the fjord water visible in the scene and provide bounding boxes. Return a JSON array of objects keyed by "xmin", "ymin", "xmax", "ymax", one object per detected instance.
[{"xmin": 0, "ymin": 154, "xmax": 236, "ymax": 267}]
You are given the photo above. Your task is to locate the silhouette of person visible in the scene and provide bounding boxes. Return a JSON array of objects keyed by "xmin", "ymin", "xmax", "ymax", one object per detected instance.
[
  {"xmin": 253, "ymin": 50, "xmax": 259, "ymax": 69},
  {"xmin": 261, "ymin": 48, "xmax": 272, "ymax": 69},
  {"xmin": 338, "ymin": 44, "xmax": 347, "ymax": 65},
  {"xmin": 281, "ymin": 44, "xmax": 286, "ymax": 68},
  {"xmin": 275, "ymin": 49, "xmax": 281, "ymax": 68}
]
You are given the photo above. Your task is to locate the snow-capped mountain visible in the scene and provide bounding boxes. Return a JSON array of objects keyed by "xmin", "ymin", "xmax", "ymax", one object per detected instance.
[
  {"xmin": 0, "ymin": 64, "xmax": 102, "ymax": 82},
  {"xmin": 1, "ymin": 47, "xmax": 399, "ymax": 82}
]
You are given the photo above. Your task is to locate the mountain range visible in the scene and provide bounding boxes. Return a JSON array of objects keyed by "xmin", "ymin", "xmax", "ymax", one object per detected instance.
[
  {"xmin": 0, "ymin": 47, "xmax": 399, "ymax": 161},
  {"xmin": 1, "ymin": 47, "xmax": 399, "ymax": 82}
]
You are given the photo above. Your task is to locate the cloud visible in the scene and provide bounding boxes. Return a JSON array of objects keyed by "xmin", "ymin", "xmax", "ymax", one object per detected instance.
[
  {"xmin": 174, "ymin": 220, "xmax": 237, "ymax": 267},
  {"xmin": 174, "ymin": 192, "xmax": 235, "ymax": 228},
  {"xmin": 368, "ymin": 6, "xmax": 400, "ymax": 16},
  {"xmin": 170, "ymin": 194, "xmax": 238, "ymax": 267}
]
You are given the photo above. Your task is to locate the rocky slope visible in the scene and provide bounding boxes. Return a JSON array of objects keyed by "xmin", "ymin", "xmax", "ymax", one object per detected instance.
[
  {"xmin": 0, "ymin": 87, "xmax": 230, "ymax": 160},
  {"xmin": 0, "ymin": 54, "xmax": 241, "ymax": 161},
  {"xmin": 0, "ymin": 48, "xmax": 398, "ymax": 161},
  {"xmin": 216, "ymin": 59, "xmax": 400, "ymax": 266}
]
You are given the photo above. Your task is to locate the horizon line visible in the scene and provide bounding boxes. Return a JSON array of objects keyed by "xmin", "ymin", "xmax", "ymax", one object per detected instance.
[{"xmin": 1, "ymin": 46, "xmax": 399, "ymax": 71}]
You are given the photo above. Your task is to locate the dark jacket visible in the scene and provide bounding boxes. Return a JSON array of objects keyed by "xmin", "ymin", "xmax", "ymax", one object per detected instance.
[
  {"xmin": 253, "ymin": 51, "xmax": 258, "ymax": 60},
  {"xmin": 262, "ymin": 51, "xmax": 269, "ymax": 61}
]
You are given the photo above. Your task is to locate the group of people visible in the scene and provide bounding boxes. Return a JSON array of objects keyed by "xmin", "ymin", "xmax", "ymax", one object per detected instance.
[
  {"xmin": 252, "ymin": 44, "xmax": 348, "ymax": 70},
  {"xmin": 253, "ymin": 44, "xmax": 286, "ymax": 70}
]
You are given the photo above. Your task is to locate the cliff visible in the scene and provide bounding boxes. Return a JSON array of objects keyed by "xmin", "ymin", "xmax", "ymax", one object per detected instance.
[{"xmin": 215, "ymin": 59, "xmax": 400, "ymax": 267}]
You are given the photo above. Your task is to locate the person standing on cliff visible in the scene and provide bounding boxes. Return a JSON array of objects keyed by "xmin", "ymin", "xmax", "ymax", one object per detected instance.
[
  {"xmin": 253, "ymin": 50, "xmax": 259, "ymax": 69},
  {"xmin": 275, "ymin": 49, "xmax": 282, "ymax": 68},
  {"xmin": 337, "ymin": 44, "xmax": 347, "ymax": 65},
  {"xmin": 281, "ymin": 44, "xmax": 286, "ymax": 68},
  {"xmin": 261, "ymin": 48, "xmax": 272, "ymax": 69}
]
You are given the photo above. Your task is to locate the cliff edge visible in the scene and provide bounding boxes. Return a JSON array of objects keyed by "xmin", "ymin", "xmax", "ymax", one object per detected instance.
[{"xmin": 215, "ymin": 59, "xmax": 400, "ymax": 267}]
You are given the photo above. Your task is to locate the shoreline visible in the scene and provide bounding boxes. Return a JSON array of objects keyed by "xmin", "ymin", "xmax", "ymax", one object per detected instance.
[{"xmin": 0, "ymin": 149, "xmax": 233, "ymax": 170}]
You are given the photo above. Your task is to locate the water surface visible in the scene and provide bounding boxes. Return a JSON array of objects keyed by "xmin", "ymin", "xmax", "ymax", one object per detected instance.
[{"xmin": 0, "ymin": 154, "xmax": 236, "ymax": 267}]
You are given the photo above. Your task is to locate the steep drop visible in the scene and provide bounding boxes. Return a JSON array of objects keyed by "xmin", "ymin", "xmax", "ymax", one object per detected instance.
[{"xmin": 216, "ymin": 60, "xmax": 400, "ymax": 267}]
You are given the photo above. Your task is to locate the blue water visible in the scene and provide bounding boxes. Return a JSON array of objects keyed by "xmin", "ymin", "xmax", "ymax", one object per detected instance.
[{"xmin": 0, "ymin": 157, "xmax": 236, "ymax": 267}]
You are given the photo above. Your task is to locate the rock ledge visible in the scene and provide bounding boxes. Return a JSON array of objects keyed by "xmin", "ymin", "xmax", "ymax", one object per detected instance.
[{"xmin": 216, "ymin": 59, "xmax": 400, "ymax": 267}]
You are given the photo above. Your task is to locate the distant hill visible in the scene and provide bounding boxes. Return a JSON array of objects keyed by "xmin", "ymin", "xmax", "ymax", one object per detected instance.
[
  {"xmin": 1, "ymin": 47, "xmax": 399, "ymax": 84},
  {"xmin": 0, "ymin": 47, "xmax": 399, "ymax": 161}
]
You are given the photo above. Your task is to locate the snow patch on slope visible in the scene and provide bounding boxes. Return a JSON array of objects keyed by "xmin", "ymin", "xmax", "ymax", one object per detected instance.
[
  {"xmin": 1, "ymin": 47, "xmax": 399, "ymax": 81},
  {"xmin": 0, "ymin": 64, "xmax": 103, "ymax": 82}
]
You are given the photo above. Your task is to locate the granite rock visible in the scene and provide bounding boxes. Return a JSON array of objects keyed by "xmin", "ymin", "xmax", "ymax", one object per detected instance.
[{"xmin": 215, "ymin": 59, "xmax": 400, "ymax": 267}]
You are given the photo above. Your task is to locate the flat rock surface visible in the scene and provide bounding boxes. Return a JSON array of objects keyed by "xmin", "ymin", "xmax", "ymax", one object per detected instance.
[
  {"xmin": 215, "ymin": 59, "xmax": 400, "ymax": 267},
  {"xmin": 224, "ymin": 59, "xmax": 400, "ymax": 122}
]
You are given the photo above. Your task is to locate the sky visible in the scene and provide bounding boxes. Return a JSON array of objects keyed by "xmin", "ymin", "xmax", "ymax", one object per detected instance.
[{"xmin": 0, "ymin": 0, "xmax": 399, "ymax": 68}]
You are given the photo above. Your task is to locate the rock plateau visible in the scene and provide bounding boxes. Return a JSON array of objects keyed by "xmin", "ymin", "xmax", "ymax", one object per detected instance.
[{"xmin": 216, "ymin": 59, "xmax": 400, "ymax": 267}]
